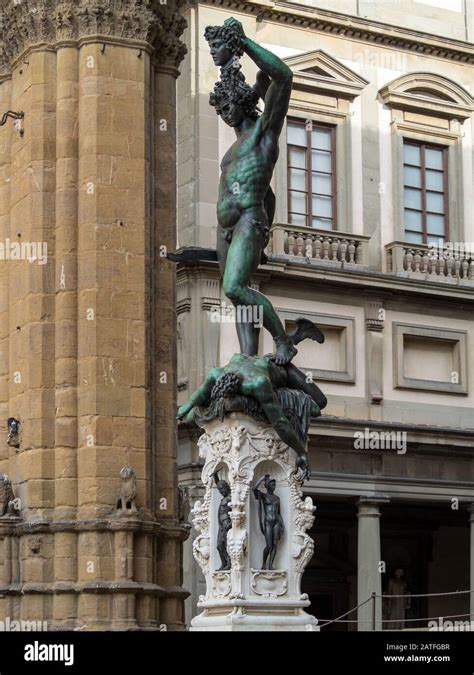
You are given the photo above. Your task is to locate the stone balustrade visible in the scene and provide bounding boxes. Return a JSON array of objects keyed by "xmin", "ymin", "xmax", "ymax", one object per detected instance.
[
  {"xmin": 386, "ymin": 241, "xmax": 474, "ymax": 285},
  {"xmin": 267, "ymin": 224, "xmax": 370, "ymax": 268}
]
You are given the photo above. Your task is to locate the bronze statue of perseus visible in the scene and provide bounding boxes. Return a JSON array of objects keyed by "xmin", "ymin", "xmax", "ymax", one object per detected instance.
[
  {"xmin": 177, "ymin": 19, "xmax": 328, "ymax": 482},
  {"xmin": 204, "ymin": 17, "xmax": 298, "ymax": 365}
]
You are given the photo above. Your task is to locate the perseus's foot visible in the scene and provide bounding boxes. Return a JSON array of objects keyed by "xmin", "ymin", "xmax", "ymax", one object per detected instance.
[{"xmin": 273, "ymin": 336, "xmax": 297, "ymax": 365}]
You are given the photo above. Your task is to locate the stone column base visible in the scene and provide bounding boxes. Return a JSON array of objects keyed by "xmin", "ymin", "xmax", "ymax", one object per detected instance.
[{"xmin": 191, "ymin": 597, "xmax": 318, "ymax": 631}]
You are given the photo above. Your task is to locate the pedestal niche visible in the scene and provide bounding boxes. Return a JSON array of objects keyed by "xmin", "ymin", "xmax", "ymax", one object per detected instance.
[{"xmin": 190, "ymin": 414, "xmax": 318, "ymax": 631}]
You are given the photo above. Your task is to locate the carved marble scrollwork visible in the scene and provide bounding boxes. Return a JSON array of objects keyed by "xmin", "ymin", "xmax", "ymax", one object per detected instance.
[
  {"xmin": 290, "ymin": 479, "xmax": 316, "ymax": 579},
  {"xmin": 211, "ymin": 571, "xmax": 231, "ymax": 599},
  {"xmin": 251, "ymin": 570, "xmax": 287, "ymax": 598},
  {"xmin": 192, "ymin": 416, "xmax": 318, "ymax": 625},
  {"xmin": 199, "ymin": 425, "xmax": 288, "ymax": 461},
  {"xmin": 0, "ymin": 0, "xmax": 187, "ymax": 77},
  {"xmin": 247, "ymin": 430, "xmax": 289, "ymax": 463},
  {"xmin": 198, "ymin": 425, "xmax": 246, "ymax": 464},
  {"xmin": 191, "ymin": 485, "xmax": 211, "ymax": 577}
]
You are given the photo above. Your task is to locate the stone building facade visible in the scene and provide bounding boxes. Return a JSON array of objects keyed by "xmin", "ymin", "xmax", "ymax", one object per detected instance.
[
  {"xmin": 0, "ymin": 0, "xmax": 189, "ymax": 630},
  {"xmin": 177, "ymin": 0, "xmax": 474, "ymax": 629}
]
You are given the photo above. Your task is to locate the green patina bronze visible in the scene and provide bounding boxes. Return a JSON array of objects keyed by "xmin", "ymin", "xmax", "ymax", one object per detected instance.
[
  {"xmin": 206, "ymin": 17, "xmax": 295, "ymax": 363},
  {"xmin": 177, "ymin": 353, "xmax": 327, "ymax": 479},
  {"xmin": 176, "ymin": 19, "xmax": 327, "ymax": 476}
]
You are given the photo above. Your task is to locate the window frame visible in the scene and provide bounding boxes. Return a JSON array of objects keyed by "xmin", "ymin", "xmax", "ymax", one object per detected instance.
[
  {"xmin": 287, "ymin": 117, "xmax": 338, "ymax": 230},
  {"xmin": 402, "ymin": 139, "xmax": 450, "ymax": 245}
]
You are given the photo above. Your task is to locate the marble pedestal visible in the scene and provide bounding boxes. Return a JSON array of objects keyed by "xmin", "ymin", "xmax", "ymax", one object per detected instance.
[{"xmin": 190, "ymin": 414, "xmax": 319, "ymax": 631}]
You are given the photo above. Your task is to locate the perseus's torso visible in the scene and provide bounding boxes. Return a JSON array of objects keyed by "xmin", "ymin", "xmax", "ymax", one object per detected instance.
[{"xmin": 217, "ymin": 125, "xmax": 278, "ymax": 229}]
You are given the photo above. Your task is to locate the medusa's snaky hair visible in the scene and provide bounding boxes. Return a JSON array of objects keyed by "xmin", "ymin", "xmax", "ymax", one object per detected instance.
[
  {"xmin": 204, "ymin": 24, "xmax": 245, "ymax": 58},
  {"xmin": 209, "ymin": 68, "xmax": 260, "ymax": 122}
]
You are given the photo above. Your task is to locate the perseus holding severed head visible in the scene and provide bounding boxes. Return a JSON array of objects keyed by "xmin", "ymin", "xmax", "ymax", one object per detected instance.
[
  {"xmin": 204, "ymin": 23, "xmax": 245, "ymax": 67},
  {"xmin": 205, "ymin": 27, "xmax": 263, "ymax": 127}
]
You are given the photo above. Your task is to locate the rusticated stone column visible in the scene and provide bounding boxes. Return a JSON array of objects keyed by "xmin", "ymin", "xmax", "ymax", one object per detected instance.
[{"xmin": 0, "ymin": 0, "xmax": 189, "ymax": 630}]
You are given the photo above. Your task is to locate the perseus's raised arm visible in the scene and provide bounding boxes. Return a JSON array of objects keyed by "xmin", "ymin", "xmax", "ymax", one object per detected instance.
[
  {"xmin": 246, "ymin": 38, "xmax": 292, "ymax": 135},
  {"xmin": 224, "ymin": 18, "xmax": 292, "ymax": 135},
  {"xmin": 244, "ymin": 38, "xmax": 292, "ymax": 85}
]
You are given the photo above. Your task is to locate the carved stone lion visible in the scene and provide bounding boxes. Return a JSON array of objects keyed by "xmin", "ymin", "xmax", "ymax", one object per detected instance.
[
  {"xmin": 116, "ymin": 465, "xmax": 137, "ymax": 513},
  {"xmin": 0, "ymin": 474, "xmax": 20, "ymax": 516}
]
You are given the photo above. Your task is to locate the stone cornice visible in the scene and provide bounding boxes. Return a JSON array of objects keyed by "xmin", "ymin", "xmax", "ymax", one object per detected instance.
[
  {"xmin": 313, "ymin": 414, "xmax": 474, "ymax": 441},
  {"xmin": 0, "ymin": 515, "xmax": 190, "ymax": 540},
  {"xmin": 177, "ymin": 258, "xmax": 474, "ymax": 305},
  {"xmin": 0, "ymin": 580, "xmax": 190, "ymax": 598},
  {"xmin": 200, "ymin": 0, "xmax": 474, "ymax": 65},
  {"xmin": 0, "ymin": 0, "xmax": 187, "ymax": 77}
]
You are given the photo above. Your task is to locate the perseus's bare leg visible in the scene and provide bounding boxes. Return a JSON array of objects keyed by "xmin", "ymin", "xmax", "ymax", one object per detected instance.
[
  {"xmin": 222, "ymin": 218, "xmax": 296, "ymax": 364},
  {"xmin": 216, "ymin": 225, "xmax": 258, "ymax": 355}
]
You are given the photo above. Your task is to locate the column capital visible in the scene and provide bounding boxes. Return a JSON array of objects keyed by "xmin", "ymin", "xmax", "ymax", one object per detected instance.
[
  {"xmin": 0, "ymin": 0, "xmax": 187, "ymax": 77},
  {"xmin": 356, "ymin": 494, "xmax": 390, "ymax": 515},
  {"xmin": 465, "ymin": 503, "xmax": 474, "ymax": 519}
]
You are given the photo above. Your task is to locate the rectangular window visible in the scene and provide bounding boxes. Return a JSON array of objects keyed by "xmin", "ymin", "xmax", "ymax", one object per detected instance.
[
  {"xmin": 287, "ymin": 119, "xmax": 336, "ymax": 230},
  {"xmin": 403, "ymin": 141, "xmax": 449, "ymax": 245}
]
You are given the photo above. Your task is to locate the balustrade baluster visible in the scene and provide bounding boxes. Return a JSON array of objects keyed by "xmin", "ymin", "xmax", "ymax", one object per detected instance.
[
  {"xmin": 421, "ymin": 251, "xmax": 429, "ymax": 274},
  {"xmin": 413, "ymin": 249, "xmax": 421, "ymax": 273},
  {"xmin": 469, "ymin": 259, "xmax": 474, "ymax": 280},
  {"xmin": 322, "ymin": 237, "xmax": 330, "ymax": 260},
  {"xmin": 340, "ymin": 239, "xmax": 348, "ymax": 263},
  {"xmin": 267, "ymin": 233, "xmax": 273, "ymax": 257},
  {"xmin": 287, "ymin": 232, "xmax": 295, "ymax": 256},
  {"xmin": 314, "ymin": 236, "xmax": 322, "ymax": 260},
  {"xmin": 438, "ymin": 254, "xmax": 445, "ymax": 276},
  {"xmin": 446, "ymin": 255, "xmax": 454, "ymax": 278},
  {"xmin": 296, "ymin": 235, "xmax": 304, "ymax": 256},
  {"xmin": 348, "ymin": 240, "xmax": 356, "ymax": 263},
  {"xmin": 453, "ymin": 254, "xmax": 461, "ymax": 280}
]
